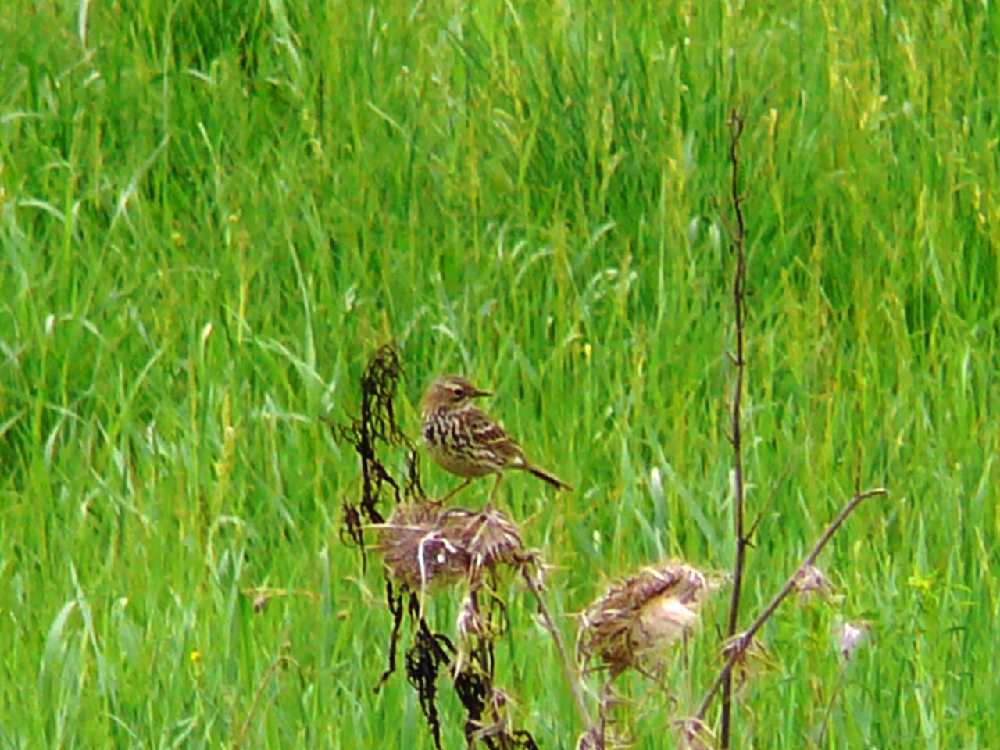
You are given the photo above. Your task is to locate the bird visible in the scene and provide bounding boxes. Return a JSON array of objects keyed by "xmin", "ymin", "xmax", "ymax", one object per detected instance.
[{"xmin": 420, "ymin": 375, "xmax": 572, "ymax": 504}]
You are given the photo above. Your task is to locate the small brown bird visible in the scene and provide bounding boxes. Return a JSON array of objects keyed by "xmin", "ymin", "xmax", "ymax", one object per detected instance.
[{"xmin": 420, "ymin": 375, "xmax": 572, "ymax": 503}]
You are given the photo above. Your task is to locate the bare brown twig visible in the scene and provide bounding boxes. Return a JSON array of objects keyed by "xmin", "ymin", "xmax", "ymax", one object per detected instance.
[
  {"xmin": 719, "ymin": 108, "xmax": 748, "ymax": 750},
  {"xmin": 230, "ymin": 631, "xmax": 296, "ymax": 750},
  {"xmin": 242, "ymin": 586, "xmax": 319, "ymax": 613},
  {"xmin": 695, "ymin": 486, "xmax": 888, "ymax": 722},
  {"xmin": 521, "ymin": 563, "xmax": 594, "ymax": 730}
]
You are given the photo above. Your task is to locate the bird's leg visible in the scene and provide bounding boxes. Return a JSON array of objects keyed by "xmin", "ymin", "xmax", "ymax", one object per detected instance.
[
  {"xmin": 486, "ymin": 473, "xmax": 504, "ymax": 509},
  {"xmin": 438, "ymin": 478, "xmax": 472, "ymax": 505}
]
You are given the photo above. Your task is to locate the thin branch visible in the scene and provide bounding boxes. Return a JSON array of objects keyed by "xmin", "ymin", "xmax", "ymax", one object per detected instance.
[
  {"xmin": 816, "ymin": 662, "xmax": 850, "ymax": 747},
  {"xmin": 695, "ymin": 486, "xmax": 888, "ymax": 721},
  {"xmin": 230, "ymin": 631, "xmax": 295, "ymax": 750},
  {"xmin": 745, "ymin": 463, "xmax": 795, "ymax": 542},
  {"xmin": 720, "ymin": 108, "xmax": 748, "ymax": 750},
  {"xmin": 242, "ymin": 586, "xmax": 320, "ymax": 613},
  {"xmin": 522, "ymin": 563, "xmax": 594, "ymax": 730}
]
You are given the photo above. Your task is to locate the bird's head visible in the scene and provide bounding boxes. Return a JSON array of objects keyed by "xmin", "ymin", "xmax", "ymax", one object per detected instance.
[{"xmin": 421, "ymin": 375, "xmax": 491, "ymax": 413}]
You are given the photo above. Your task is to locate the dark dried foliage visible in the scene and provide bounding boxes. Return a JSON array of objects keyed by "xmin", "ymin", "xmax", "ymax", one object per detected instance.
[
  {"xmin": 406, "ymin": 622, "xmax": 456, "ymax": 750},
  {"xmin": 341, "ymin": 346, "xmax": 539, "ymax": 748},
  {"xmin": 336, "ymin": 343, "xmax": 413, "ymax": 554},
  {"xmin": 454, "ymin": 596, "xmax": 537, "ymax": 750},
  {"xmin": 376, "ymin": 581, "xmax": 419, "ymax": 692}
]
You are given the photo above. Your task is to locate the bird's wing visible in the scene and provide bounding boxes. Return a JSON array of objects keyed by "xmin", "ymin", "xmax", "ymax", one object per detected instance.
[{"xmin": 465, "ymin": 408, "xmax": 525, "ymax": 462}]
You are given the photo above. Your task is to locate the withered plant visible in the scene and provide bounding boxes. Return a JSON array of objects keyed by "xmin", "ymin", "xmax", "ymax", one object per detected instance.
[
  {"xmin": 337, "ymin": 345, "xmax": 559, "ymax": 749},
  {"xmin": 692, "ymin": 113, "xmax": 887, "ymax": 747},
  {"xmin": 334, "ymin": 115, "xmax": 888, "ymax": 750},
  {"xmin": 569, "ymin": 113, "xmax": 887, "ymax": 750},
  {"xmin": 578, "ymin": 564, "xmax": 723, "ymax": 682}
]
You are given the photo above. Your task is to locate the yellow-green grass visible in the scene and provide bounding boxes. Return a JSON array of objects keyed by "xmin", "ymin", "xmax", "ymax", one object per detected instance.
[{"xmin": 1, "ymin": 0, "xmax": 998, "ymax": 747}]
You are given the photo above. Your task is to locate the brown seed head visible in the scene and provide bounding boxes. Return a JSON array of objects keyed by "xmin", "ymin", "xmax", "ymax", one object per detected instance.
[
  {"xmin": 578, "ymin": 563, "xmax": 724, "ymax": 677},
  {"xmin": 793, "ymin": 564, "xmax": 833, "ymax": 605},
  {"xmin": 377, "ymin": 502, "xmax": 471, "ymax": 590},
  {"xmin": 376, "ymin": 502, "xmax": 526, "ymax": 591},
  {"xmin": 836, "ymin": 620, "xmax": 872, "ymax": 661}
]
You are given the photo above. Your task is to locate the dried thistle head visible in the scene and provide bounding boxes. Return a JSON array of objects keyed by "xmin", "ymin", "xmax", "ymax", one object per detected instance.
[
  {"xmin": 376, "ymin": 503, "xmax": 526, "ymax": 591},
  {"xmin": 376, "ymin": 502, "xmax": 471, "ymax": 590},
  {"xmin": 794, "ymin": 564, "xmax": 833, "ymax": 605},
  {"xmin": 456, "ymin": 595, "xmax": 487, "ymax": 641},
  {"xmin": 578, "ymin": 563, "xmax": 722, "ymax": 677},
  {"xmin": 835, "ymin": 620, "xmax": 872, "ymax": 661},
  {"xmin": 720, "ymin": 634, "xmax": 774, "ymax": 696},
  {"xmin": 672, "ymin": 717, "xmax": 717, "ymax": 750},
  {"xmin": 440, "ymin": 506, "xmax": 526, "ymax": 577},
  {"xmin": 575, "ymin": 728, "xmax": 605, "ymax": 750},
  {"xmin": 575, "ymin": 724, "xmax": 632, "ymax": 750},
  {"xmin": 453, "ymin": 590, "xmax": 509, "ymax": 679}
]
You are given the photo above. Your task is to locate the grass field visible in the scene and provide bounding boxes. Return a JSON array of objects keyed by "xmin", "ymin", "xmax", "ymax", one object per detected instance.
[{"xmin": 2, "ymin": 0, "xmax": 999, "ymax": 747}]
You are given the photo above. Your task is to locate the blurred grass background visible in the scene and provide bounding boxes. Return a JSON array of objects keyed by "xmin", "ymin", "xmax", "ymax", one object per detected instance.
[{"xmin": 1, "ymin": 0, "xmax": 998, "ymax": 746}]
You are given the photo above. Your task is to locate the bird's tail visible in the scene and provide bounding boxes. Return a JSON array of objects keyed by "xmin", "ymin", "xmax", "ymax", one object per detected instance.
[{"xmin": 526, "ymin": 464, "xmax": 573, "ymax": 491}]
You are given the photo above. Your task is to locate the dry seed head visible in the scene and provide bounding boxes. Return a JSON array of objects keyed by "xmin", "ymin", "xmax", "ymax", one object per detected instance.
[
  {"xmin": 578, "ymin": 563, "xmax": 722, "ymax": 676},
  {"xmin": 376, "ymin": 503, "xmax": 526, "ymax": 591},
  {"xmin": 456, "ymin": 595, "xmax": 486, "ymax": 641},
  {"xmin": 376, "ymin": 502, "xmax": 470, "ymax": 590},
  {"xmin": 639, "ymin": 596, "xmax": 700, "ymax": 647},
  {"xmin": 576, "ymin": 725, "xmax": 630, "ymax": 750},
  {"xmin": 836, "ymin": 620, "xmax": 872, "ymax": 661},
  {"xmin": 794, "ymin": 564, "xmax": 833, "ymax": 605},
  {"xmin": 672, "ymin": 717, "xmax": 717, "ymax": 750},
  {"xmin": 443, "ymin": 506, "xmax": 526, "ymax": 576},
  {"xmin": 575, "ymin": 728, "xmax": 604, "ymax": 750},
  {"xmin": 720, "ymin": 634, "xmax": 773, "ymax": 695}
]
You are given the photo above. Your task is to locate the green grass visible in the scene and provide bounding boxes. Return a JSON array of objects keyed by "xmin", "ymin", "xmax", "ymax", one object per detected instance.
[{"xmin": 1, "ymin": 0, "xmax": 998, "ymax": 747}]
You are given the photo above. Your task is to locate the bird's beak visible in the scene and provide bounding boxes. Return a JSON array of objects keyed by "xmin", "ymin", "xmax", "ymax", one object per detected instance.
[{"xmin": 472, "ymin": 388, "xmax": 492, "ymax": 399}]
